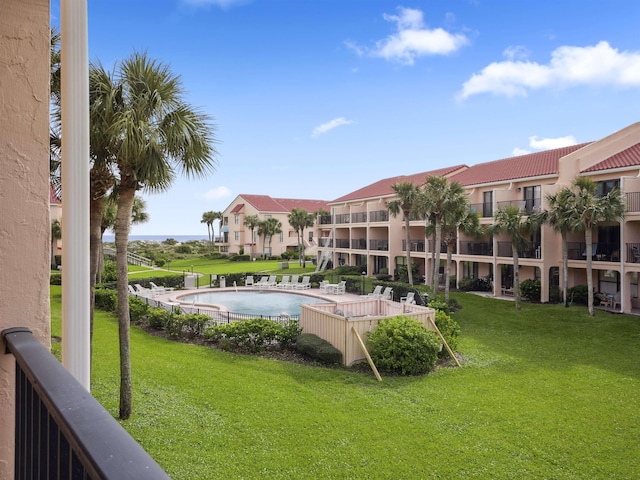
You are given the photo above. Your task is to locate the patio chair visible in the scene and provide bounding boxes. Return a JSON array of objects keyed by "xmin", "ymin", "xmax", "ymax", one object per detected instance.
[
  {"xmin": 400, "ymin": 291, "xmax": 416, "ymax": 304},
  {"xmin": 612, "ymin": 292, "xmax": 622, "ymax": 310},
  {"xmin": 128, "ymin": 284, "xmax": 137, "ymax": 295},
  {"xmin": 319, "ymin": 280, "xmax": 330, "ymax": 293},
  {"xmin": 266, "ymin": 275, "xmax": 278, "ymax": 288},
  {"xmin": 150, "ymin": 281, "xmax": 173, "ymax": 293},
  {"xmin": 333, "ymin": 281, "xmax": 346, "ymax": 295},
  {"xmin": 276, "ymin": 275, "xmax": 291, "ymax": 289},
  {"xmin": 288, "ymin": 274, "xmax": 299, "ymax": 289},
  {"xmin": 245, "ymin": 276, "xmax": 254, "ymax": 287},
  {"xmin": 255, "ymin": 276, "xmax": 270, "ymax": 288},
  {"xmin": 295, "ymin": 276, "xmax": 311, "ymax": 289},
  {"xmin": 365, "ymin": 285, "xmax": 383, "ymax": 298},
  {"xmin": 134, "ymin": 284, "xmax": 153, "ymax": 297},
  {"xmin": 379, "ymin": 287, "xmax": 393, "ymax": 300}
]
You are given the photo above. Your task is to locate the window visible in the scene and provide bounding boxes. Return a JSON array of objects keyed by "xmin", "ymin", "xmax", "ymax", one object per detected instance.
[
  {"xmin": 308, "ymin": 231, "xmax": 314, "ymax": 241},
  {"xmin": 595, "ymin": 179, "xmax": 620, "ymax": 197},
  {"xmin": 483, "ymin": 191, "xmax": 493, "ymax": 217},
  {"xmin": 523, "ymin": 186, "xmax": 541, "ymax": 214},
  {"xmin": 265, "ymin": 214, "xmax": 272, "ymax": 220},
  {"xmin": 234, "ymin": 231, "xmax": 239, "ymax": 241},
  {"xmin": 234, "ymin": 215, "xmax": 239, "ymax": 224},
  {"xmin": 223, "ymin": 216, "xmax": 228, "ymax": 226},
  {"xmin": 278, "ymin": 232, "xmax": 283, "ymax": 242}
]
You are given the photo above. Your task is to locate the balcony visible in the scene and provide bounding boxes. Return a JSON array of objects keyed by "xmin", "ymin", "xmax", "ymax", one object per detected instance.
[
  {"xmin": 567, "ymin": 242, "xmax": 620, "ymax": 261},
  {"xmin": 335, "ymin": 238, "xmax": 350, "ymax": 249},
  {"xmin": 496, "ymin": 198, "xmax": 541, "ymax": 215},
  {"xmin": 427, "ymin": 240, "xmax": 447, "ymax": 254},
  {"xmin": 626, "ymin": 243, "xmax": 640, "ymax": 263},
  {"xmin": 369, "ymin": 239, "xmax": 389, "ymax": 251},
  {"xmin": 318, "ymin": 214, "xmax": 333, "ymax": 225},
  {"xmin": 460, "ymin": 241, "xmax": 492, "ymax": 256},
  {"xmin": 369, "ymin": 210, "xmax": 389, "ymax": 222},
  {"xmin": 470, "ymin": 203, "xmax": 493, "ymax": 218},
  {"xmin": 496, "ymin": 242, "xmax": 542, "ymax": 258},
  {"xmin": 2, "ymin": 328, "xmax": 170, "ymax": 480},
  {"xmin": 351, "ymin": 238, "xmax": 367, "ymax": 250},
  {"xmin": 402, "ymin": 239, "xmax": 425, "ymax": 252},
  {"xmin": 351, "ymin": 212, "xmax": 367, "ymax": 223},
  {"xmin": 335, "ymin": 214, "xmax": 350, "ymax": 224}
]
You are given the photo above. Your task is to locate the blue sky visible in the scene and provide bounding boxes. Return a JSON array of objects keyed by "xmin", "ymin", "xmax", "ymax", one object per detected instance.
[{"xmin": 52, "ymin": 0, "xmax": 640, "ymax": 235}]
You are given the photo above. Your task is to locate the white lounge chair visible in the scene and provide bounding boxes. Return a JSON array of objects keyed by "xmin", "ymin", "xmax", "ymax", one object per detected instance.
[
  {"xmin": 134, "ymin": 284, "xmax": 154, "ymax": 297},
  {"xmin": 150, "ymin": 281, "xmax": 173, "ymax": 293},
  {"xmin": 127, "ymin": 284, "xmax": 137, "ymax": 295},
  {"xmin": 266, "ymin": 275, "xmax": 278, "ymax": 288},
  {"xmin": 276, "ymin": 275, "xmax": 291, "ymax": 289},
  {"xmin": 288, "ymin": 274, "xmax": 300, "ymax": 289},
  {"xmin": 255, "ymin": 276, "xmax": 270, "ymax": 288},
  {"xmin": 332, "ymin": 280, "xmax": 346, "ymax": 295},
  {"xmin": 245, "ymin": 276, "xmax": 254, "ymax": 287},
  {"xmin": 365, "ymin": 285, "xmax": 383, "ymax": 298},
  {"xmin": 400, "ymin": 291, "xmax": 416, "ymax": 304},
  {"xmin": 380, "ymin": 287, "xmax": 393, "ymax": 300},
  {"xmin": 295, "ymin": 276, "xmax": 311, "ymax": 289}
]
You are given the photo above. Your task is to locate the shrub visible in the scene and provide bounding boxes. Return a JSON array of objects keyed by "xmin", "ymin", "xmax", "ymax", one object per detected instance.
[
  {"xmin": 50, "ymin": 273, "xmax": 62, "ymax": 285},
  {"xmin": 277, "ymin": 320, "xmax": 303, "ymax": 348},
  {"xmin": 147, "ymin": 307, "xmax": 171, "ymax": 330},
  {"xmin": 520, "ymin": 279, "xmax": 541, "ymax": 303},
  {"xmin": 94, "ymin": 289, "xmax": 118, "ymax": 313},
  {"xmin": 175, "ymin": 244, "xmax": 192, "ymax": 254},
  {"xmin": 230, "ymin": 254, "xmax": 250, "ymax": 262},
  {"xmin": 367, "ymin": 315, "xmax": 440, "ymax": 375},
  {"xmin": 335, "ymin": 265, "xmax": 364, "ymax": 276},
  {"xmin": 129, "ymin": 296, "xmax": 149, "ymax": 323},
  {"xmin": 102, "ymin": 260, "xmax": 117, "ymax": 282},
  {"xmin": 181, "ymin": 313, "xmax": 210, "ymax": 337},
  {"xmin": 396, "ymin": 263, "xmax": 420, "ymax": 284},
  {"xmin": 567, "ymin": 284, "xmax": 589, "ymax": 305},
  {"xmin": 458, "ymin": 276, "xmax": 492, "ymax": 292},
  {"xmin": 155, "ymin": 258, "xmax": 166, "ymax": 267},
  {"xmin": 295, "ymin": 333, "xmax": 342, "ymax": 365},
  {"xmin": 205, "ymin": 319, "xmax": 283, "ymax": 353},
  {"xmin": 434, "ymin": 310, "xmax": 460, "ymax": 354},
  {"xmin": 427, "ymin": 296, "xmax": 450, "ymax": 314}
]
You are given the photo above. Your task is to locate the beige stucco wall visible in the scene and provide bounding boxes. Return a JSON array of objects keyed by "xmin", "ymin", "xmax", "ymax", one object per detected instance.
[{"xmin": 0, "ymin": 0, "xmax": 51, "ymax": 475}]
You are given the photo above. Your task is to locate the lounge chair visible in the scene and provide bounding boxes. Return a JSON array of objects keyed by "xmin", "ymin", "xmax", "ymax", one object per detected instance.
[
  {"xmin": 276, "ymin": 275, "xmax": 291, "ymax": 289},
  {"xmin": 266, "ymin": 275, "xmax": 278, "ymax": 288},
  {"xmin": 245, "ymin": 276, "xmax": 254, "ymax": 287},
  {"xmin": 134, "ymin": 284, "xmax": 153, "ymax": 297},
  {"xmin": 150, "ymin": 281, "xmax": 173, "ymax": 293},
  {"xmin": 400, "ymin": 291, "xmax": 416, "ymax": 304},
  {"xmin": 128, "ymin": 284, "xmax": 137, "ymax": 295},
  {"xmin": 365, "ymin": 285, "xmax": 383, "ymax": 298},
  {"xmin": 379, "ymin": 287, "xmax": 393, "ymax": 300},
  {"xmin": 288, "ymin": 274, "xmax": 300, "ymax": 289},
  {"xmin": 295, "ymin": 276, "xmax": 311, "ymax": 289},
  {"xmin": 255, "ymin": 276, "xmax": 270, "ymax": 288}
]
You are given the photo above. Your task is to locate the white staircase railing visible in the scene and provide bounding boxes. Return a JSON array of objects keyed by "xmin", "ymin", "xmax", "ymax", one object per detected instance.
[
  {"xmin": 315, "ymin": 229, "xmax": 334, "ymax": 272},
  {"xmin": 103, "ymin": 247, "xmax": 153, "ymax": 267}
]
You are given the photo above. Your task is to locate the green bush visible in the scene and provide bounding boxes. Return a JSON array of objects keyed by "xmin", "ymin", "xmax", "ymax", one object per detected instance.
[
  {"xmin": 427, "ymin": 296, "xmax": 450, "ymax": 313},
  {"xmin": 367, "ymin": 315, "xmax": 440, "ymax": 375},
  {"xmin": 434, "ymin": 310, "xmax": 460, "ymax": 354},
  {"xmin": 181, "ymin": 313, "xmax": 210, "ymax": 337},
  {"xmin": 335, "ymin": 265, "xmax": 364, "ymax": 276},
  {"xmin": 295, "ymin": 333, "xmax": 342, "ymax": 365},
  {"xmin": 102, "ymin": 260, "xmax": 117, "ymax": 282},
  {"xmin": 396, "ymin": 263, "xmax": 420, "ymax": 284},
  {"xmin": 520, "ymin": 279, "xmax": 541, "ymax": 303},
  {"xmin": 147, "ymin": 307, "xmax": 171, "ymax": 330},
  {"xmin": 175, "ymin": 244, "xmax": 192, "ymax": 254},
  {"xmin": 276, "ymin": 319, "xmax": 303, "ymax": 348},
  {"xmin": 567, "ymin": 284, "xmax": 589, "ymax": 305},
  {"xmin": 50, "ymin": 272, "xmax": 62, "ymax": 285},
  {"xmin": 458, "ymin": 276, "xmax": 492, "ymax": 292},
  {"xmin": 230, "ymin": 254, "xmax": 251, "ymax": 262},
  {"xmin": 94, "ymin": 289, "xmax": 118, "ymax": 313},
  {"xmin": 155, "ymin": 258, "xmax": 166, "ymax": 267},
  {"xmin": 205, "ymin": 318, "xmax": 283, "ymax": 353},
  {"xmin": 129, "ymin": 296, "xmax": 149, "ymax": 323}
]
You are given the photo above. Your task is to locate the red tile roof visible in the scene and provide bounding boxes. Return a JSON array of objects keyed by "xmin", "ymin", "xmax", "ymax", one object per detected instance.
[
  {"xmin": 331, "ymin": 165, "xmax": 468, "ymax": 203},
  {"xmin": 451, "ymin": 143, "xmax": 591, "ymax": 186},
  {"xmin": 240, "ymin": 194, "xmax": 329, "ymax": 213},
  {"xmin": 582, "ymin": 143, "xmax": 640, "ymax": 172},
  {"xmin": 50, "ymin": 184, "xmax": 60, "ymax": 204},
  {"xmin": 230, "ymin": 203, "xmax": 244, "ymax": 213}
]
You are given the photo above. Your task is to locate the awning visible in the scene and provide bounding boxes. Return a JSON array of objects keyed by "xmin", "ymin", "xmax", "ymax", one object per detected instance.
[{"xmin": 230, "ymin": 203, "xmax": 244, "ymax": 213}]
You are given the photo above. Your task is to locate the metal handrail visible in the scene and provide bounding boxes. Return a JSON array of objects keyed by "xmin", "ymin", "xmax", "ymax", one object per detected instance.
[{"xmin": 3, "ymin": 328, "xmax": 171, "ymax": 480}]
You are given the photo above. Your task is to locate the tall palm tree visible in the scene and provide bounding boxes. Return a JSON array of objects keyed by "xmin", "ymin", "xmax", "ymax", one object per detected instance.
[
  {"xmin": 569, "ymin": 177, "xmax": 625, "ymax": 316},
  {"xmin": 258, "ymin": 218, "xmax": 282, "ymax": 258},
  {"xmin": 51, "ymin": 219, "xmax": 61, "ymax": 269},
  {"xmin": 244, "ymin": 214, "xmax": 260, "ymax": 259},
  {"xmin": 440, "ymin": 209, "xmax": 479, "ymax": 302},
  {"xmin": 387, "ymin": 181, "xmax": 421, "ymax": 285},
  {"xmin": 201, "ymin": 211, "xmax": 216, "ymax": 252},
  {"xmin": 212, "ymin": 211, "xmax": 223, "ymax": 252},
  {"xmin": 535, "ymin": 187, "xmax": 576, "ymax": 307},
  {"xmin": 100, "ymin": 52, "xmax": 217, "ymax": 419},
  {"xmin": 489, "ymin": 205, "xmax": 535, "ymax": 310},
  {"xmin": 288, "ymin": 208, "xmax": 316, "ymax": 267},
  {"xmin": 418, "ymin": 177, "xmax": 468, "ymax": 293}
]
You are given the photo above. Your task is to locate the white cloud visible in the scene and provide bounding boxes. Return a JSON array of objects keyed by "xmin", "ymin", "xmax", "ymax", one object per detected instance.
[
  {"xmin": 346, "ymin": 7, "xmax": 469, "ymax": 65},
  {"xmin": 528, "ymin": 135, "xmax": 577, "ymax": 150},
  {"xmin": 203, "ymin": 186, "xmax": 232, "ymax": 200},
  {"xmin": 312, "ymin": 117, "xmax": 353, "ymax": 138},
  {"xmin": 458, "ymin": 41, "xmax": 640, "ymax": 100},
  {"xmin": 181, "ymin": 0, "xmax": 249, "ymax": 8},
  {"xmin": 512, "ymin": 147, "xmax": 531, "ymax": 156}
]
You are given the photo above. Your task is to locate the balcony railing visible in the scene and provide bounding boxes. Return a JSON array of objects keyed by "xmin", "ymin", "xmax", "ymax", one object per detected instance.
[
  {"xmin": 402, "ymin": 240, "xmax": 425, "ymax": 252},
  {"xmin": 567, "ymin": 242, "xmax": 620, "ymax": 261},
  {"xmin": 369, "ymin": 239, "xmax": 389, "ymax": 251},
  {"xmin": 2, "ymin": 328, "xmax": 170, "ymax": 480},
  {"xmin": 460, "ymin": 241, "xmax": 492, "ymax": 256},
  {"xmin": 496, "ymin": 198, "xmax": 541, "ymax": 215},
  {"xmin": 369, "ymin": 210, "xmax": 389, "ymax": 222},
  {"xmin": 335, "ymin": 238, "xmax": 350, "ymax": 249},
  {"xmin": 427, "ymin": 240, "xmax": 447, "ymax": 254},
  {"xmin": 318, "ymin": 215, "xmax": 332, "ymax": 225},
  {"xmin": 351, "ymin": 212, "xmax": 367, "ymax": 223},
  {"xmin": 496, "ymin": 242, "xmax": 542, "ymax": 258},
  {"xmin": 335, "ymin": 213, "xmax": 350, "ymax": 224},
  {"xmin": 470, "ymin": 203, "xmax": 493, "ymax": 218},
  {"xmin": 627, "ymin": 243, "xmax": 640, "ymax": 263},
  {"xmin": 351, "ymin": 238, "xmax": 367, "ymax": 250}
]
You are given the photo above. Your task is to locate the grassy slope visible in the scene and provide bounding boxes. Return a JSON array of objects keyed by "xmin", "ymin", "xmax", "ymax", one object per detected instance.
[{"xmin": 50, "ymin": 286, "xmax": 640, "ymax": 479}]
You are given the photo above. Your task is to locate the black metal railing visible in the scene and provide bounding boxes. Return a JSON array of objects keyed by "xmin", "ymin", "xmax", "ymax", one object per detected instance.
[
  {"xmin": 460, "ymin": 242, "xmax": 492, "ymax": 256},
  {"xmin": 335, "ymin": 238, "xmax": 350, "ymax": 249},
  {"xmin": 369, "ymin": 210, "xmax": 389, "ymax": 222},
  {"xmin": 427, "ymin": 240, "xmax": 447, "ymax": 254},
  {"xmin": 369, "ymin": 239, "xmax": 389, "ymax": 251},
  {"xmin": 626, "ymin": 243, "xmax": 640, "ymax": 263},
  {"xmin": 351, "ymin": 238, "xmax": 367, "ymax": 250},
  {"xmin": 334, "ymin": 213, "xmax": 350, "ymax": 224},
  {"xmin": 318, "ymin": 214, "xmax": 332, "ymax": 225},
  {"xmin": 626, "ymin": 192, "xmax": 640, "ymax": 212},
  {"xmin": 3, "ymin": 328, "xmax": 170, "ymax": 480},
  {"xmin": 566, "ymin": 242, "xmax": 620, "ymax": 261},
  {"xmin": 402, "ymin": 240, "xmax": 425, "ymax": 252},
  {"xmin": 351, "ymin": 212, "xmax": 367, "ymax": 223},
  {"xmin": 470, "ymin": 203, "xmax": 493, "ymax": 218}
]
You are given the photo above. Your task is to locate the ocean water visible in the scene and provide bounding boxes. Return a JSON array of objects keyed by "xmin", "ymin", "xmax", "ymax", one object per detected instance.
[{"xmin": 102, "ymin": 234, "xmax": 208, "ymax": 243}]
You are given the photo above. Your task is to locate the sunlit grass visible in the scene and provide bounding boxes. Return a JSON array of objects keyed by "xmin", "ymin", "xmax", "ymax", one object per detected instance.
[{"xmin": 50, "ymin": 287, "xmax": 640, "ymax": 479}]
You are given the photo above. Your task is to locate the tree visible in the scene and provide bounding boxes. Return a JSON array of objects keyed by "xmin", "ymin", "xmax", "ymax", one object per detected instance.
[
  {"xmin": 387, "ymin": 181, "xmax": 421, "ymax": 285},
  {"xmin": 535, "ymin": 187, "xmax": 576, "ymax": 307},
  {"xmin": 439, "ymin": 208, "xmax": 479, "ymax": 302},
  {"xmin": 258, "ymin": 218, "xmax": 282, "ymax": 258},
  {"xmin": 488, "ymin": 205, "xmax": 535, "ymax": 310},
  {"xmin": 569, "ymin": 177, "xmax": 625, "ymax": 316},
  {"xmin": 288, "ymin": 208, "xmax": 316, "ymax": 267},
  {"xmin": 212, "ymin": 211, "xmax": 223, "ymax": 252},
  {"xmin": 243, "ymin": 214, "xmax": 260, "ymax": 260},
  {"xmin": 51, "ymin": 219, "xmax": 61, "ymax": 269},
  {"xmin": 98, "ymin": 52, "xmax": 218, "ymax": 419},
  {"xmin": 201, "ymin": 211, "xmax": 216, "ymax": 252}
]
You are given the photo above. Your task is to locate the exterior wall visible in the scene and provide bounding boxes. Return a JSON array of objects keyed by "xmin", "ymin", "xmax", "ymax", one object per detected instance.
[{"xmin": 0, "ymin": 1, "xmax": 51, "ymax": 476}]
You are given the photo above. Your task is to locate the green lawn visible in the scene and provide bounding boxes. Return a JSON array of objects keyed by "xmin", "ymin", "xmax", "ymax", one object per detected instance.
[{"xmin": 50, "ymin": 287, "xmax": 640, "ymax": 479}]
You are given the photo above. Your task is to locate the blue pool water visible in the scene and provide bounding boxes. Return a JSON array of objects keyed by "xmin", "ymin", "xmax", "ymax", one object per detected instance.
[{"xmin": 177, "ymin": 290, "xmax": 326, "ymax": 316}]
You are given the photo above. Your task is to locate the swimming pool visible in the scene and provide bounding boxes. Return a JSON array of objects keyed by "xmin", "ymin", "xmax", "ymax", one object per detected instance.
[{"xmin": 177, "ymin": 290, "xmax": 326, "ymax": 316}]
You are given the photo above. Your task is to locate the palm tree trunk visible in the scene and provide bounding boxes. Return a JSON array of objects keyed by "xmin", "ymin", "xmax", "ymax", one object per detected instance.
[
  {"xmin": 513, "ymin": 245, "xmax": 521, "ymax": 310},
  {"xmin": 115, "ymin": 182, "xmax": 136, "ymax": 420},
  {"xmin": 561, "ymin": 232, "xmax": 569, "ymax": 307},
  {"xmin": 444, "ymin": 244, "xmax": 453, "ymax": 301},
  {"xmin": 404, "ymin": 217, "xmax": 413, "ymax": 285},
  {"xmin": 585, "ymin": 229, "xmax": 594, "ymax": 316},
  {"xmin": 432, "ymin": 219, "xmax": 442, "ymax": 293}
]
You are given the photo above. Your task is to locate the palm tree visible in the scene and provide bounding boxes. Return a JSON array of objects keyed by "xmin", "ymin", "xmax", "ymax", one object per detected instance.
[
  {"xmin": 201, "ymin": 211, "xmax": 216, "ymax": 252},
  {"xmin": 387, "ymin": 181, "xmax": 421, "ymax": 285},
  {"xmin": 50, "ymin": 219, "xmax": 61, "ymax": 269},
  {"xmin": 535, "ymin": 187, "xmax": 576, "ymax": 307},
  {"xmin": 569, "ymin": 177, "xmax": 625, "ymax": 316},
  {"xmin": 243, "ymin": 215, "xmax": 260, "ymax": 259},
  {"xmin": 212, "ymin": 211, "xmax": 223, "ymax": 252},
  {"xmin": 418, "ymin": 177, "xmax": 468, "ymax": 293},
  {"xmin": 440, "ymin": 209, "xmax": 479, "ymax": 302},
  {"xmin": 489, "ymin": 205, "xmax": 534, "ymax": 310},
  {"xmin": 258, "ymin": 218, "xmax": 282, "ymax": 258},
  {"xmin": 99, "ymin": 52, "xmax": 217, "ymax": 419},
  {"xmin": 288, "ymin": 208, "xmax": 316, "ymax": 267}
]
